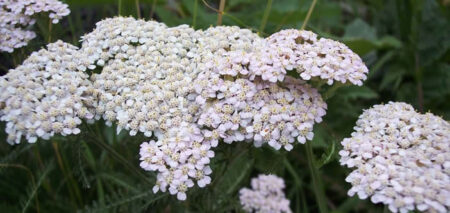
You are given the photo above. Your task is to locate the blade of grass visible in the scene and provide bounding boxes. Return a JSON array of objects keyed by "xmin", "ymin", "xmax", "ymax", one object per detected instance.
[
  {"xmin": 259, "ymin": 0, "xmax": 273, "ymax": 34},
  {"xmin": 20, "ymin": 163, "xmax": 53, "ymax": 213},
  {"xmin": 96, "ymin": 179, "xmax": 105, "ymax": 208},
  {"xmin": 283, "ymin": 158, "xmax": 302, "ymax": 188},
  {"xmin": 0, "ymin": 163, "xmax": 39, "ymax": 213},
  {"xmin": 301, "ymin": 0, "xmax": 318, "ymax": 30},
  {"xmin": 52, "ymin": 142, "xmax": 83, "ymax": 207}
]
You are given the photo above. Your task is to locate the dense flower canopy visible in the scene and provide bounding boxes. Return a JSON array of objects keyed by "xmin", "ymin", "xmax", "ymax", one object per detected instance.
[
  {"xmin": 339, "ymin": 102, "xmax": 450, "ymax": 213},
  {"xmin": 0, "ymin": 17, "xmax": 369, "ymax": 200},
  {"xmin": 0, "ymin": 0, "xmax": 70, "ymax": 52}
]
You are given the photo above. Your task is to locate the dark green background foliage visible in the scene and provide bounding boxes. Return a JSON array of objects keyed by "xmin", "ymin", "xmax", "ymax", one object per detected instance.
[{"xmin": 0, "ymin": 0, "xmax": 449, "ymax": 212}]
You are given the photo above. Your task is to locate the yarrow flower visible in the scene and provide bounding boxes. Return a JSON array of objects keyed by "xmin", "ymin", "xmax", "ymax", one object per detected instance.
[
  {"xmin": 239, "ymin": 174, "xmax": 291, "ymax": 213},
  {"xmin": 0, "ymin": 0, "xmax": 70, "ymax": 52},
  {"xmin": 339, "ymin": 102, "xmax": 450, "ymax": 213},
  {"xmin": 197, "ymin": 76, "xmax": 326, "ymax": 151},
  {"xmin": 0, "ymin": 17, "xmax": 368, "ymax": 200},
  {"xmin": 221, "ymin": 29, "xmax": 368, "ymax": 85},
  {"xmin": 80, "ymin": 18, "xmax": 327, "ymax": 198},
  {"xmin": 0, "ymin": 41, "xmax": 95, "ymax": 144}
]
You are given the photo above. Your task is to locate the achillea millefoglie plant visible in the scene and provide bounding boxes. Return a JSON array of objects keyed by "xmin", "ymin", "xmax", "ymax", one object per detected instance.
[
  {"xmin": 239, "ymin": 174, "xmax": 291, "ymax": 213},
  {"xmin": 0, "ymin": 0, "xmax": 70, "ymax": 52},
  {"xmin": 339, "ymin": 102, "xmax": 450, "ymax": 213},
  {"xmin": 11, "ymin": 16, "xmax": 444, "ymax": 208},
  {"xmin": 0, "ymin": 41, "xmax": 95, "ymax": 144}
]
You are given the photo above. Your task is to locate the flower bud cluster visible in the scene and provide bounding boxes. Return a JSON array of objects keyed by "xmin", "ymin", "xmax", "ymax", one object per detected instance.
[
  {"xmin": 0, "ymin": 41, "xmax": 95, "ymax": 144},
  {"xmin": 0, "ymin": 0, "xmax": 70, "ymax": 52},
  {"xmin": 339, "ymin": 102, "xmax": 450, "ymax": 213},
  {"xmin": 239, "ymin": 174, "xmax": 292, "ymax": 213}
]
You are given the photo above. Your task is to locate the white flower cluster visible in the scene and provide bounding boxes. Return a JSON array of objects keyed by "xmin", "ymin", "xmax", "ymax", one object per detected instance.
[
  {"xmin": 339, "ymin": 102, "xmax": 450, "ymax": 213},
  {"xmin": 193, "ymin": 26, "xmax": 327, "ymax": 151},
  {"xmin": 197, "ymin": 77, "xmax": 326, "ymax": 151},
  {"xmin": 139, "ymin": 123, "xmax": 214, "ymax": 200},
  {"xmin": 217, "ymin": 29, "xmax": 368, "ymax": 85},
  {"xmin": 82, "ymin": 17, "xmax": 215, "ymax": 200},
  {"xmin": 78, "ymin": 18, "xmax": 328, "ymax": 199},
  {"xmin": 0, "ymin": 41, "xmax": 95, "ymax": 144},
  {"xmin": 0, "ymin": 0, "xmax": 70, "ymax": 52},
  {"xmin": 1, "ymin": 17, "xmax": 368, "ymax": 200},
  {"xmin": 239, "ymin": 174, "xmax": 292, "ymax": 213}
]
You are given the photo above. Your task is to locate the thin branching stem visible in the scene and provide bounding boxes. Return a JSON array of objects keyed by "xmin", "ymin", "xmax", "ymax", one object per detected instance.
[
  {"xmin": 201, "ymin": 0, "xmax": 220, "ymax": 13},
  {"xmin": 301, "ymin": 0, "xmax": 318, "ymax": 30},
  {"xmin": 217, "ymin": 0, "xmax": 226, "ymax": 26}
]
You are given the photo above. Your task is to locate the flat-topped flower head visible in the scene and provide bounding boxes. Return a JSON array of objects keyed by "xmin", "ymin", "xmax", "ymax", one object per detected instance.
[
  {"xmin": 197, "ymin": 76, "xmax": 326, "ymax": 151},
  {"xmin": 85, "ymin": 17, "xmax": 202, "ymax": 136},
  {"xmin": 0, "ymin": 41, "xmax": 95, "ymax": 144},
  {"xmin": 139, "ymin": 122, "xmax": 214, "ymax": 200},
  {"xmin": 0, "ymin": 0, "xmax": 70, "ymax": 52},
  {"xmin": 266, "ymin": 29, "xmax": 368, "ymax": 85},
  {"xmin": 339, "ymin": 102, "xmax": 450, "ymax": 213},
  {"xmin": 218, "ymin": 29, "xmax": 368, "ymax": 86},
  {"xmin": 239, "ymin": 174, "xmax": 292, "ymax": 213},
  {"xmin": 1, "ymin": 17, "xmax": 347, "ymax": 201}
]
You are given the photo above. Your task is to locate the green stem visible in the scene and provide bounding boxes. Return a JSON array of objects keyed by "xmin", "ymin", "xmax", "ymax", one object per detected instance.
[
  {"xmin": 283, "ymin": 158, "xmax": 302, "ymax": 188},
  {"xmin": 150, "ymin": 0, "xmax": 157, "ymax": 19},
  {"xmin": 135, "ymin": 0, "xmax": 141, "ymax": 18},
  {"xmin": 323, "ymin": 83, "xmax": 343, "ymax": 100},
  {"xmin": 47, "ymin": 20, "xmax": 52, "ymax": 43},
  {"xmin": 52, "ymin": 142, "xmax": 82, "ymax": 208},
  {"xmin": 305, "ymin": 142, "xmax": 328, "ymax": 213},
  {"xmin": 217, "ymin": 0, "xmax": 226, "ymax": 26},
  {"xmin": 259, "ymin": 0, "xmax": 273, "ymax": 34},
  {"xmin": 192, "ymin": 0, "xmax": 199, "ymax": 28},
  {"xmin": 67, "ymin": 14, "xmax": 78, "ymax": 45},
  {"xmin": 415, "ymin": 53, "xmax": 423, "ymax": 112},
  {"xmin": 118, "ymin": 0, "xmax": 122, "ymax": 16},
  {"xmin": 301, "ymin": 0, "xmax": 318, "ymax": 30}
]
